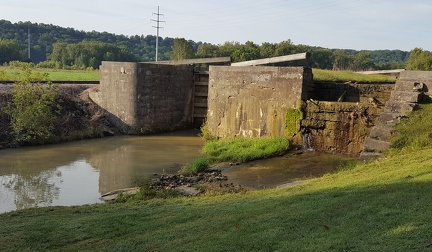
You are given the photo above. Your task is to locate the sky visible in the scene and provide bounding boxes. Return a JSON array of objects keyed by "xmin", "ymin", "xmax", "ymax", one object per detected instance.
[{"xmin": 1, "ymin": 0, "xmax": 432, "ymax": 51}]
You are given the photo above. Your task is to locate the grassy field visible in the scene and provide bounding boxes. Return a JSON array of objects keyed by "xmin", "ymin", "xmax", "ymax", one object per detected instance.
[
  {"xmin": 313, "ymin": 68, "xmax": 397, "ymax": 83},
  {"xmin": 0, "ymin": 66, "xmax": 396, "ymax": 83},
  {"xmin": 0, "ymin": 66, "xmax": 100, "ymax": 81},
  {"xmin": 1, "ymin": 104, "xmax": 432, "ymax": 251}
]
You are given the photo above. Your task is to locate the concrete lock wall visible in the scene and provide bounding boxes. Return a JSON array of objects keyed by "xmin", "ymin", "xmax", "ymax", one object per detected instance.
[
  {"xmin": 92, "ymin": 61, "xmax": 195, "ymax": 134},
  {"xmin": 207, "ymin": 66, "xmax": 313, "ymax": 138}
]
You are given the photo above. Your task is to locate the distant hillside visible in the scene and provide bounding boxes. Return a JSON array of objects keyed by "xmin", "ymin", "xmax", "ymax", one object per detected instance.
[
  {"xmin": 0, "ymin": 19, "xmax": 185, "ymax": 63},
  {"xmin": 0, "ymin": 19, "xmax": 410, "ymax": 69}
]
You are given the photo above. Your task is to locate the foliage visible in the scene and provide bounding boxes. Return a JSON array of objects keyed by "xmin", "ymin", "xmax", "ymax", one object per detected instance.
[
  {"xmin": 390, "ymin": 104, "xmax": 432, "ymax": 151},
  {"xmin": 48, "ymin": 41, "xmax": 136, "ymax": 69},
  {"xmin": 203, "ymin": 137, "xmax": 290, "ymax": 163},
  {"xmin": 405, "ymin": 48, "xmax": 432, "ymax": 71},
  {"xmin": 181, "ymin": 156, "xmax": 210, "ymax": 174},
  {"xmin": 0, "ymin": 19, "xmax": 413, "ymax": 70},
  {"xmin": 285, "ymin": 108, "xmax": 303, "ymax": 137},
  {"xmin": 231, "ymin": 41, "xmax": 260, "ymax": 62},
  {"xmin": 5, "ymin": 64, "xmax": 61, "ymax": 144},
  {"xmin": 170, "ymin": 38, "xmax": 195, "ymax": 61},
  {"xmin": 313, "ymin": 68, "xmax": 396, "ymax": 83},
  {"xmin": 0, "ymin": 70, "xmax": 6, "ymax": 80},
  {"xmin": 0, "ymin": 39, "xmax": 23, "ymax": 64},
  {"xmin": 196, "ymin": 43, "xmax": 220, "ymax": 58}
]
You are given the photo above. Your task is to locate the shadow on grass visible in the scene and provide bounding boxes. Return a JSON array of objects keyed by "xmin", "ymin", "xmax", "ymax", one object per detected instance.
[{"xmin": 1, "ymin": 178, "xmax": 431, "ymax": 251}]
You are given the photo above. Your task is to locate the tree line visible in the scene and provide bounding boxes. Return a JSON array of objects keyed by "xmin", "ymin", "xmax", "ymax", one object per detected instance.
[{"xmin": 1, "ymin": 19, "xmax": 430, "ymax": 71}]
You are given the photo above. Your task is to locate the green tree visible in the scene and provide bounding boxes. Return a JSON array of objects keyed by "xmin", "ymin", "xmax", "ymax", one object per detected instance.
[
  {"xmin": 259, "ymin": 42, "xmax": 276, "ymax": 58},
  {"xmin": 196, "ymin": 43, "xmax": 220, "ymax": 58},
  {"xmin": 333, "ymin": 50, "xmax": 354, "ymax": 70},
  {"xmin": 231, "ymin": 41, "xmax": 260, "ymax": 62},
  {"xmin": 352, "ymin": 52, "xmax": 375, "ymax": 71},
  {"xmin": 6, "ymin": 64, "xmax": 61, "ymax": 144},
  {"xmin": 170, "ymin": 38, "xmax": 195, "ymax": 61},
  {"xmin": 0, "ymin": 39, "xmax": 22, "ymax": 64},
  {"xmin": 274, "ymin": 40, "xmax": 295, "ymax": 56},
  {"xmin": 308, "ymin": 48, "xmax": 334, "ymax": 69},
  {"xmin": 406, "ymin": 48, "xmax": 432, "ymax": 71}
]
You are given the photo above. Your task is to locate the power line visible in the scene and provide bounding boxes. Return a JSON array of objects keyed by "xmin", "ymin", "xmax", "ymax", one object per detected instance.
[{"xmin": 151, "ymin": 6, "xmax": 165, "ymax": 61}]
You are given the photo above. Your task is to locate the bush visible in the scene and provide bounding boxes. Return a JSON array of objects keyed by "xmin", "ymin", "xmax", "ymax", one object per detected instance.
[{"xmin": 5, "ymin": 64, "xmax": 61, "ymax": 144}]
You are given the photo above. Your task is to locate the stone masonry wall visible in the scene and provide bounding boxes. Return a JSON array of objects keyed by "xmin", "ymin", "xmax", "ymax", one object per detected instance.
[
  {"xmin": 302, "ymin": 101, "xmax": 384, "ymax": 155},
  {"xmin": 90, "ymin": 61, "xmax": 195, "ymax": 134},
  {"xmin": 207, "ymin": 66, "xmax": 313, "ymax": 138}
]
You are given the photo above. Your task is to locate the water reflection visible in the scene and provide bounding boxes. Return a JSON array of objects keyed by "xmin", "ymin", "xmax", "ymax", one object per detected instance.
[{"xmin": 0, "ymin": 130, "xmax": 203, "ymax": 213}]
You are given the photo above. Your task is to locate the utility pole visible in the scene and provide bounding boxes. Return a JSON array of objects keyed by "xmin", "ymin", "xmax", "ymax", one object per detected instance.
[
  {"xmin": 27, "ymin": 29, "xmax": 31, "ymax": 60},
  {"xmin": 151, "ymin": 6, "xmax": 165, "ymax": 61}
]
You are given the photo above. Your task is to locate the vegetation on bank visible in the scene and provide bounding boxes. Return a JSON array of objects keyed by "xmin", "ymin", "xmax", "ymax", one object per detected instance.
[
  {"xmin": 312, "ymin": 68, "xmax": 397, "ymax": 83},
  {"xmin": 0, "ymin": 63, "xmax": 99, "ymax": 81},
  {"xmin": 1, "ymin": 105, "xmax": 432, "ymax": 251},
  {"xmin": 180, "ymin": 137, "xmax": 290, "ymax": 174},
  {"xmin": 3, "ymin": 64, "xmax": 61, "ymax": 144}
]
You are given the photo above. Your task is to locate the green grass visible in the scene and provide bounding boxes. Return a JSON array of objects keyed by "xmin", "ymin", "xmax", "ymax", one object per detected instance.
[
  {"xmin": 203, "ymin": 137, "xmax": 290, "ymax": 163},
  {"xmin": 313, "ymin": 68, "xmax": 397, "ymax": 83},
  {"xmin": 0, "ymin": 66, "xmax": 99, "ymax": 81},
  {"xmin": 390, "ymin": 104, "xmax": 432, "ymax": 151},
  {"xmin": 1, "ymin": 66, "xmax": 395, "ymax": 83}
]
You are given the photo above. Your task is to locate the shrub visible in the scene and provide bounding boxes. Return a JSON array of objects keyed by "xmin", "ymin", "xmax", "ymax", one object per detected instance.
[{"xmin": 5, "ymin": 64, "xmax": 61, "ymax": 144}]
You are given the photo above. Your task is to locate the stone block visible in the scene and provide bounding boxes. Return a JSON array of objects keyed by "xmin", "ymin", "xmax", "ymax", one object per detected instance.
[
  {"xmin": 369, "ymin": 125, "xmax": 394, "ymax": 142},
  {"xmin": 390, "ymin": 91, "xmax": 423, "ymax": 103},
  {"xmin": 363, "ymin": 138, "xmax": 390, "ymax": 153},
  {"xmin": 384, "ymin": 101, "xmax": 417, "ymax": 114},
  {"xmin": 394, "ymin": 80, "xmax": 428, "ymax": 92},
  {"xmin": 378, "ymin": 112, "xmax": 403, "ymax": 126}
]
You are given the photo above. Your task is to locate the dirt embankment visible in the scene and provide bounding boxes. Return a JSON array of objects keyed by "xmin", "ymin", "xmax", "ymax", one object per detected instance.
[{"xmin": 0, "ymin": 84, "xmax": 119, "ymax": 149}]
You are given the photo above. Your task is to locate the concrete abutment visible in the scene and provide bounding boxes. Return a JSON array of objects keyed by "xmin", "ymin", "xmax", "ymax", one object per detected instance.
[{"xmin": 92, "ymin": 61, "xmax": 432, "ymax": 157}]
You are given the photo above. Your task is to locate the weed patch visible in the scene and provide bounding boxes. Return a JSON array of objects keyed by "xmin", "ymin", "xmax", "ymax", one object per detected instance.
[{"xmin": 203, "ymin": 137, "xmax": 290, "ymax": 163}]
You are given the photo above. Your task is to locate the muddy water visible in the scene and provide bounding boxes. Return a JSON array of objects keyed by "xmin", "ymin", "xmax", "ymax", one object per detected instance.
[
  {"xmin": 0, "ymin": 130, "xmax": 203, "ymax": 213},
  {"xmin": 0, "ymin": 130, "xmax": 355, "ymax": 214},
  {"xmin": 220, "ymin": 151, "xmax": 356, "ymax": 189}
]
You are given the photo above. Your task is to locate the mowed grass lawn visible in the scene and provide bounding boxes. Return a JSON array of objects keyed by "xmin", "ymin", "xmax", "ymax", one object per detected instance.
[
  {"xmin": 0, "ymin": 66, "xmax": 99, "ymax": 81},
  {"xmin": 1, "ymin": 65, "xmax": 396, "ymax": 83}
]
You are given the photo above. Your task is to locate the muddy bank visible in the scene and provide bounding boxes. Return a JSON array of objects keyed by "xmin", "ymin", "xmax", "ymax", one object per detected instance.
[{"xmin": 0, "ymin": 84, "xmax": 119, "ymax": 149}]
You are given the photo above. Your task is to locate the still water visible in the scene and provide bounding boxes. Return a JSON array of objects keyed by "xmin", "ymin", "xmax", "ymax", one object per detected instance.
[
  {"xmin": 0, "ymin": 130, "xmax": 203, "ymax": 213},
  {"xmin": 0, "ymin": 130, "xmax": 355, "ymax": 214}
]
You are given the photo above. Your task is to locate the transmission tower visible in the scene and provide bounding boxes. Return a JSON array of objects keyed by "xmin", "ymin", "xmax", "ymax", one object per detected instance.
[{"xmin": 151, "ymin": 6, "xmax": 165, "ymax": 61}]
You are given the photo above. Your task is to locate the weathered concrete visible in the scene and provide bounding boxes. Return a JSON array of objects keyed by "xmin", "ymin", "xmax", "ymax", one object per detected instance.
[
  {"xmin": 89, "ymin": 61, "xmax": 195, "ymax": 134},
  {"xmin": 360, "ymin": 70, "xmax": 432, "ymax": 160},
  {"xmin": 206, "ymin": 66, "xmax": 313, "ymax": 138},
  {"xmin": 302, "ymin": 101, "xmax": 383, "ymax": 155}
]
